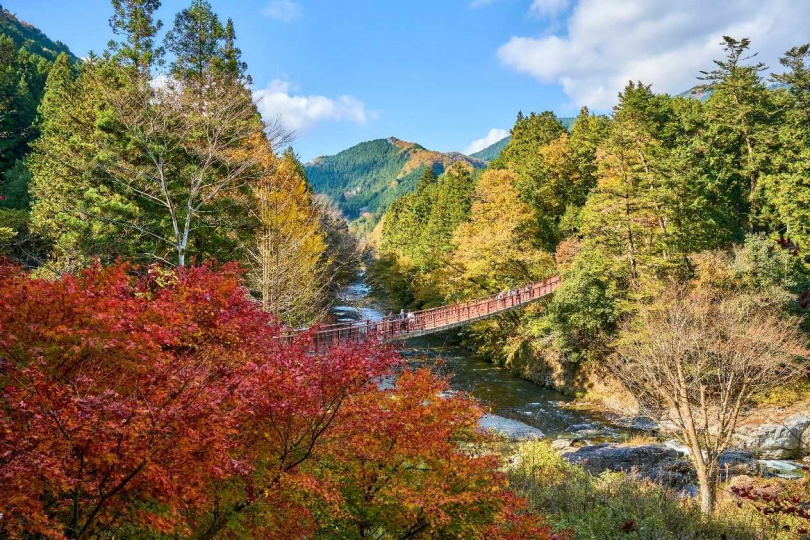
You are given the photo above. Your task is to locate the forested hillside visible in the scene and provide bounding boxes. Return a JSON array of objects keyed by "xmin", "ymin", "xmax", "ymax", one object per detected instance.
[
  {"xmin": 0, "ymin": 6, "xmax": 74, "ymax": 61},
  {"xmin": 0, "ymin": 6, "xmax": 76, "ymax": 212},
  {"xmin": 370, "ymin": 40, "xmax": 810, "ymax": 518},
  {"xmin": 372, "ymin": 36, "xmax": 810, "ymax": 402},
  {"xmin": 305, "ymin": 136, "xmax": 485, "ymax": 230}
]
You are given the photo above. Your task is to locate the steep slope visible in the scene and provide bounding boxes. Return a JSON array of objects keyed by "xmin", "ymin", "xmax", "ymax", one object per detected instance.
[
  {"xmin": 0, "ymin": 6, "xmax": 76, "ymax": 209},
  {"xmin": 470, "ymin": 136, "xmax": 510, "ymax": 161},
  {"xmin": 305, "ymin": 137, "xmax": 485, "ymax": 221},
  {"xmin": 0, "ymin": 6, "xmax": 75, "ymax": 62},
  {"xmin": 469, "ymin": 116, "xmax": 577, "ymax": 163}
]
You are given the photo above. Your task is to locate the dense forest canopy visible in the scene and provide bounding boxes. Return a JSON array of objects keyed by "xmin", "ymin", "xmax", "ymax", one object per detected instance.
[
  {"xmin": 369, "ymin": 37, "xmax": 810, "ymax": 517},
  {"xmin": 304, "ymin": 137, "xmax": 486, "ymax": 236}
]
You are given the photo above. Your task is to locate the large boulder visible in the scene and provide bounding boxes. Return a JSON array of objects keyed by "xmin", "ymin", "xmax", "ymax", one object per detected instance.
[
  {"xmin": 562, "ymin": 443, "xmax": 693, "ymax": 488},
  {"xmin": 562, "ymin": 443, "xmax": 763, "ymax": 489},
  {"xmin": 736, "ymin": 414, "xmax": 810, "ymax": 459}
]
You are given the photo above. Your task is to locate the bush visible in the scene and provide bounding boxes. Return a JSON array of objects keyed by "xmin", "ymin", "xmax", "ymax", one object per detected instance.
[{"xmin": 508, "ymin": 441, "xmax": 792, "ymax": 540}]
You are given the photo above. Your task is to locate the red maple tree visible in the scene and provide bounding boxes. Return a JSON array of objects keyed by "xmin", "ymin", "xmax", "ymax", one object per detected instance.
[{"xmin": 0, "ymin": 263, "xmax": 549, "ymax": 539}]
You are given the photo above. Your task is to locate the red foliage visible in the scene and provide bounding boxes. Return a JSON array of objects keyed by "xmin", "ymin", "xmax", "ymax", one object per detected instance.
[{"xmin": 0, "ymin": 263, "xmax": 549, "ymax": 539}]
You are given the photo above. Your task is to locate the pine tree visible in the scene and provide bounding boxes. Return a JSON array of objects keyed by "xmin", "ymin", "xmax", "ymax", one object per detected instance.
[
  {"xmin": 700, "ymin": 36, "xmax": 774, "ymax": 232},
  {"xmin": 218, "ymin": 18, "xmax": 249, "ymax": 84},
  {"xmin": 108, "ymin": 0, "xmax": 163, "ymax": 74},
  {"xmin": 165, "ymin": 0, "xmax": 225, "ymax": 98},
  {"xmin": 761, "ymin": 44, "xmax": 810, "ymax": 248}
]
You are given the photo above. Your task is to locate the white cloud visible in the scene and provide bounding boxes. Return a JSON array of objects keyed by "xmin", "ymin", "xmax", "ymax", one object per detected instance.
[
  {"xmin": 263, "ymin": 0, "xmax": 302, "ymax": 22},
  {"xmin": 529, "ymin": 0, "xmax": 569, "ymax": 18},
  {"xmin": 498, "ymin": 0, "xmax": 810, "ymax": 109},
  {"xmin": 253, "ymin": 79, "xmax": 374, "ymax": 134},
  {"xmin": 464, "ymin": 128, "xmax": 509, "ymax": 155}
]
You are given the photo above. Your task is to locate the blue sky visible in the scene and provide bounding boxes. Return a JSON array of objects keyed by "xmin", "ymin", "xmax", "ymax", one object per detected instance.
[{"xmin": 6, "ymin": 1, "xmax": 810, "ymax": 161}]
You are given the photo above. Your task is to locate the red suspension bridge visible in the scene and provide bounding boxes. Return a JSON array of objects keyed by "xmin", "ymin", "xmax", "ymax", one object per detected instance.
[{"xmin": 288, "ymin": 276, "xmax": 562, "ymax": 348}]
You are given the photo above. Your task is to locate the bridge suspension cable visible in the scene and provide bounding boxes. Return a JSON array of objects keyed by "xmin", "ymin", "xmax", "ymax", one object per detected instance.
[{"xmin": 284, "ymin": 276, "xmax": 561, "ymax": 348}]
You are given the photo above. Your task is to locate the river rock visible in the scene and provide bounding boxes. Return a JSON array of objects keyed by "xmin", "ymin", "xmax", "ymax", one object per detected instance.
[
  {"xmin": 561, "ymin": 443, "xmax": 763, "ymax": 489},
  {"xmin": 736, "ymin": 414, "xmax": 810, "ymax": 459},
  {"xmin": 718, "ymin": 450, "xmax": 763, "ymax": 477},
  {"xmin": 551, "ymin": 438, "xmax": 575, "ymax": 451},
  {"xmin": 562, "ymin": 443, "xmax": 692, "ymax": 488},
  {"xmin": 478, "ymin": 414, "xmax": 545, "ymax": 441}
]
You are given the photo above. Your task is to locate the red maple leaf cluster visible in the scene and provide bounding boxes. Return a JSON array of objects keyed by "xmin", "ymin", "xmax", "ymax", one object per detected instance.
[{"xmin": 0, "ymin": 263, "xmax": 550, "ymax": 539}]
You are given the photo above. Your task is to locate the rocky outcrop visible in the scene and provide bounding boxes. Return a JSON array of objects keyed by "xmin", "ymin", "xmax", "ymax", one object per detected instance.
[
  {"xmin": 560, "ymin": 443, "xmax": 763, "ymax": 490},
  {"xmin": 735, "ymin": 414, "xmax": 810, "ymax": 459},
  {"xmin": 561, "ymin": 443, "xmax": 692, "ymax": 488}
]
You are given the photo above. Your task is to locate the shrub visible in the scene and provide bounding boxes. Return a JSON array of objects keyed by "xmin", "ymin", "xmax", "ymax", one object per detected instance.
[{"xmin": 508, "ymin": 441, "xmax": 790, "ymax": 540}]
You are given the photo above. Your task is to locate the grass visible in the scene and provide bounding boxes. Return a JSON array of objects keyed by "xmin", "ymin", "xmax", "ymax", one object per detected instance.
[
  {"xmin": 754, "ymin": 379, "xmax": 810, "ymax": 407},
  {"xmin": 507, "ymin": 441, "xmax": 800, "ymax": 540}
]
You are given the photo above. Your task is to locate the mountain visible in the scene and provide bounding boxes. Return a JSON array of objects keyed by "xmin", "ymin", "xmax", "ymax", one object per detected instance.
[
  {"xmin": 0, "ymin": 6, "xmax": 77, "ymax": 209},
  {"xmin": 676, "ymin": 86, "xmax": 712, "ymax": 102},
  {"xmin": 468, "ymin": 116, "xmax": 578, "ymax": 163},
  {"xmin": 0, "ymin": 5, "xmax": 75, "ymax": 62},
  {"xmin": 305, "ymin": 137, "xmax": 486, "ymax": 222},
  {"xmin": 470, "ymin": 136, "xmax": 510, "ymax": 161}
]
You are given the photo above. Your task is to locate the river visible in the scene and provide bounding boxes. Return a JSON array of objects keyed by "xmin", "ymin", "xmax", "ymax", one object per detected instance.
[
  {"xmin": 333, "ymin": 275, "xmax": 806, "ymax": 479},
  {"xmin": 333, "ymin": 276, "xmax": 625, "ymax": 441}
]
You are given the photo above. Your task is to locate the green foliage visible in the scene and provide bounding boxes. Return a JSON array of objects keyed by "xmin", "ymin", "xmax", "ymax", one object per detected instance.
[
  {"xmin": 381, "ymin": 163, "xmax": 474, "ymax": 273},
  {"xmin": 305, "ymin": 137, "xmax": 485, "ymax": 224},
  {"xmin": 0, "ymin": 6, "xmax": 74, "ymax": 62},
  {"xmin": 0, "ymin": 158, "xmax": 29, "ymax": 208},
  {"xmin": 510, "ymin": 441, "xmax": 784, "ymax": 539},
  {"xmin": 108, "ymin": 0, "xmax": 164, "ymax": 73},
  {"xmin": 490, "ymin": 111, "xmax": 567, "ymax": 171},
  {"xmin": 731, "ymin": 233, "xmax": 809, "ymax": 293},
  {"xmin": 370, "ymin": 37, "xmax": 810, "ymax": 391},
  {"xmin": 549, "ymin": 250, "xmax": 625, "ymax": 360},
  {"xmin": 699, "ymin": 36, "xmax": 775, "ymax": 233},
  {"xmin": 0, "ymin": 31, "xmax": 63, "ymax": 176}
]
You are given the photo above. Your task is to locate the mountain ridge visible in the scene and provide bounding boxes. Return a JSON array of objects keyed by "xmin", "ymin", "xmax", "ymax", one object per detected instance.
[
  {"xmin": 0, "ymin": 5, "xmax": 75, "ymax": 62},
  {"xmin": 305, "ymin": 136, "xmax": 485, "ymax": 225}
]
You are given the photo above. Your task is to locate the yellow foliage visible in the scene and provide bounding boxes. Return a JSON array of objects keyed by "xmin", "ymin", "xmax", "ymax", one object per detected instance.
[{"xmin": 450, "ymin": 169, "xmax": 554, "ymax": 296}]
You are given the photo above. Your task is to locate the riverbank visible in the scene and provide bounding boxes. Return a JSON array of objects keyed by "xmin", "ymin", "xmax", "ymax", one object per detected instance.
[{"xmin": 337, "ymin": 273, "xmax": 806, "ymax": 482}]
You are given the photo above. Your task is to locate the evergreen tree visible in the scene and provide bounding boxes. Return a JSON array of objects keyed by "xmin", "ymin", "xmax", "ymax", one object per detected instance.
[
  {"xmin": 218, "ymin": 18, "xmax": 249, "ymax": 83},
  {"xmin": 165, "ymin": 0, "xmax": 225, "ymax": 98},
  {"xmin": 761, "ymin": 44, "xmax": 810, "ymax": 249},
  {"xmin": 108, "ymin": 0, "xmax": 163, "ymax": 74},
  {"xmin": 490, "ymin": 111, "xmax": 566, "ymax": 172},
  {"xmin": 700, "ymin": 36, "xmax": 775, "ymax": 232}
]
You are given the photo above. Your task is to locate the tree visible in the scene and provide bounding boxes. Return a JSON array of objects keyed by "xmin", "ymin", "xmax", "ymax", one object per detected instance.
[
  {"xmin": 29, "ymin": 53, "xmax": 132, "ymax": 274},
  {"xmin": 451, "ymin": 169, "xmax": 554, "ymax": 295},
  {"xmin": 0, "ymin": 262, "xmax": 399, "ymax": 538},
  {"xmin": 762, "ymin": 44, "xmax": 810, "ymax": 248},
  {"xmin": 30, "ymin": 6, "xmax": 278, "ymax": 270},
  {"xmin": 0, "ymin": 262, "xmax": 550, "ymax": 539},
  {"xmin": 246, "ymin": 148, "xmax": 330, "ymax": 325},
  {"xmin": 490, "ymin": 111, "xmax": 566, "ymax": 171},
  {"xmin": 700, "ymin": 36, "xmax": 774, "ymax": 232},
  {"xmin": 165, "ymin": 0, "xmax": 225, "ymax": 99},
  {"xmin": 306, "ymin": 369, "xmax": 552, "ymax": 538},
  {"xmin": 612, "ymin": 286, "xmax": 807, "ymax": 514},
  {"xmin": 108, "ymin": 0, "xmax": 164, "ymax": 74}
]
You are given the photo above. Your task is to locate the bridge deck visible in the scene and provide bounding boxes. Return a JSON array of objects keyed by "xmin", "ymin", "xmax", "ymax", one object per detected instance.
[{"xmin": 288, "ymin": 276, "xmax": 561, "ymax": 348}]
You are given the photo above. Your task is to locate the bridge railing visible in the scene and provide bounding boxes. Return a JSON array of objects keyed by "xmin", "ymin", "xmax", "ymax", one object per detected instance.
[{"xmin": 282, "ymin": 276, "xmax": 562, "ymax": 348}]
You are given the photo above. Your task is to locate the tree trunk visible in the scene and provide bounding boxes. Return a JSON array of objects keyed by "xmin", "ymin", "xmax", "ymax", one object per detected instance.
[{"xmin": 697, "ymin": 466, "xmax": 718, "ymax": 515}]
